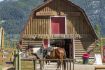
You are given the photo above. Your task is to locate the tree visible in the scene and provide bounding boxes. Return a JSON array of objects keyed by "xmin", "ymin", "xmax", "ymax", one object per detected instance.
[{"xmin": 95, "ymin": 24, "xmax": 101, "ymax": 38}]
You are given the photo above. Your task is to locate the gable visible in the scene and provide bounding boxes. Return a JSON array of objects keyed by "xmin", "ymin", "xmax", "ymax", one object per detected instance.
[{"xmin": 34, "ymin": 0, "xmax": 82, "ymax": 16}]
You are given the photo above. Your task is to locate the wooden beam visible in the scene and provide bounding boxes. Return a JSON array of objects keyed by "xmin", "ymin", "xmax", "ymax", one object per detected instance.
[
  {"xmin": 36, "ymin": 11, "xmax": 56, "ymax": 16},
  {"xmin": 36, "ymin": 11, "xmax": 81, "ymax": 16},
  {"xmin": 22, "ymin": 34, "xmax": 92, "ymax": 39}
]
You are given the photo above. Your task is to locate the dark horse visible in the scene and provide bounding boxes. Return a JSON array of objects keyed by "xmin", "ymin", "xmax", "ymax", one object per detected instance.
[{"xmin": 45, "ymin": 47, "xmax": 66, "ymax": 70}]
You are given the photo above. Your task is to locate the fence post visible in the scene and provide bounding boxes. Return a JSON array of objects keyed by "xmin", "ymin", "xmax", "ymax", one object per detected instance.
[
  {"xmin": 33, "ymin": 59, "xmax": 36, "ymax": 70},
  {"xmin": 40, "ymin": 60, "xmax": 42, "ymax": 70},
  {"xmin": 73, "ymin": 59, "xmax": 75, "ymax": 70},
  {"xmin": 18, "ymin": 50, "xmax": 21, "ymax": 70},
  {"xmin": 15, "ymin": 50, "xmax": 18, "ymax": 70},
  {"xmin": 15, "ymin": 49, "xmax": 21, "ymax": 70}
]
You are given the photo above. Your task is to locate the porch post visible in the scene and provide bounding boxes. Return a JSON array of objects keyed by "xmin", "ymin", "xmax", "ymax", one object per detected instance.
[{"xmin": 73, "ymin": 38, "xmax": 75, "ymax": 59}]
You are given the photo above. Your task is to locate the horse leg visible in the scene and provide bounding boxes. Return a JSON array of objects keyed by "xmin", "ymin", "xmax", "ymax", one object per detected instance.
[
  {"xmin": 45, "ymin": 60, "xmax": 47, "ymax": 64},
  {"xmin": 58, "ymin": 60, "xmax": 66, "ymax": 70},
  {"xmin": 45, "ymin": 60, "xmax": 49, "ymax": 65},
  {"xmin": 39, "ymin": 60, "xmax": 44, "ymax": 70},
  {"xmin": 58, "ymin": 61, "xmax": 64, "ymax": 70},
  {"xmin": 63, "ymin": 60, "xmax": 66, "ymax": 70},
  {"xmin": 56, "ymin": 60, "xmax": 61, "ymax": 70},
  {"xmin": 63, "ymin": 55, "xmax": 66, "ymax": 70},
  {"xmin": 46, "ymin": 59, "xmax": 50, "ymax": 65},
  {"xmin": 61, "ymin": 60, "xmax": 64, "ymax": 70},
  {"xmin": 45, "ymin": 56, "xmax": 50, "ymax": 65},
  {"xmin": 47, "ymin": 60, "xmax": 50, "ymax": 65}
]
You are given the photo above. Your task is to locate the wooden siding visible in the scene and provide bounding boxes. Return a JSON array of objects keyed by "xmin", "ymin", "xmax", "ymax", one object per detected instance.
[
  {"xmin": 23, "ymin": 15, "xmax": 94, "ymax": 39},
  {"xmin": 23, "ymin": 16, "xmax": 95, "ymax": 39},
  {"xmin": 24, "ymin": 17, "xmax": 49, "ymax": 35},
  {"xmin": 35, "ymin": 0, "xmax": 81, "ymax": 16},
  {"xmin": 74, "ymin": 38, "xmax": 95, "ymax": 59},
  {"xmin": 67, "ymin": 16, "xmax": 92, "ymax": 35}
]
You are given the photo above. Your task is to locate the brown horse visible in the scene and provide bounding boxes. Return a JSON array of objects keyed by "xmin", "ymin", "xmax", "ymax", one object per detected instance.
[{"xmin": 45, "ymin": 47, "xmax": 66, "ymax": 70}]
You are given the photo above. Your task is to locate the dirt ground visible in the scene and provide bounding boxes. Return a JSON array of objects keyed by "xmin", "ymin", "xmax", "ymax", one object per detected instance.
[{"xmin": 2, "ymin": 63, "xmax": 105, "ymax": 70}]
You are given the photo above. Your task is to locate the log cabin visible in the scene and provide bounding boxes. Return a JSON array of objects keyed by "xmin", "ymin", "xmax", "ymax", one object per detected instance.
[{"xmin": 20, "ymin": 0, "xmax": 98, "ymax": 61}]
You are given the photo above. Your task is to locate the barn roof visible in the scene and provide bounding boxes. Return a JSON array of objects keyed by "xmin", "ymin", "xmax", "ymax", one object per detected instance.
[{"xmin": 21, "ymin": 0, "xmax": 98, "ymax": 39}]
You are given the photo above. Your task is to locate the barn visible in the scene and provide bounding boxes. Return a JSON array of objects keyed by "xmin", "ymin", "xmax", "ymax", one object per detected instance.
[{"xmin": 20, "ymin": 0, "xmax": 98, "ymax": 60}]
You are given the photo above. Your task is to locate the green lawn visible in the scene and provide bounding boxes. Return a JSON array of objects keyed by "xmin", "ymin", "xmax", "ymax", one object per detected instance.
[{"xmin": 0, "ymin": 65, "xmax": 2, "ymax": 70}]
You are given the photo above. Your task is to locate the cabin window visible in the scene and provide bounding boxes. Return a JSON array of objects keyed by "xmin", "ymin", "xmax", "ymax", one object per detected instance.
[{"xmin": 51, "ymin": 16, "xmax": 65, "ymax": 34}]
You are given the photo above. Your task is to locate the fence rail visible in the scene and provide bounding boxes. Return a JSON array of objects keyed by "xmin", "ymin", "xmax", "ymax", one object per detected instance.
[{"xmin": 20, "ymin": 59, "xmax": 75, "ymax": 70}]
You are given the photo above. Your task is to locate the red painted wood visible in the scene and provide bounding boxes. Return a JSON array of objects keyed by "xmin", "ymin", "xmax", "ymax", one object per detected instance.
[
  {"xmin": 43, "ymin": 39, "xmax": 48, "ymax": 48},
  {"xmin": 51, "ymin": 17, "xmax": 65, "ymax": 34}
]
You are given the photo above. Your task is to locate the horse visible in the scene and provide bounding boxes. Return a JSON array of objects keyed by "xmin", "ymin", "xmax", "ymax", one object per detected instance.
[{"xmin": 45, "ymin": 47, "xmax": 66, "ymax": 70}]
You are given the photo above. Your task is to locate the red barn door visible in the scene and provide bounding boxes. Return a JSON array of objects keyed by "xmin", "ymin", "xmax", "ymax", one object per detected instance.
[{"xmin": 51, "ymin": 17, "xmax": 65, "ymax": 34}]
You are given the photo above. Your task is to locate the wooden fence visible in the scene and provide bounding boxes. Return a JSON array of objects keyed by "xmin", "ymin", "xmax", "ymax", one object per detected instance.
[{"xmin": 15, "ymin": 56, "xmax": 75, "ymax": 70}]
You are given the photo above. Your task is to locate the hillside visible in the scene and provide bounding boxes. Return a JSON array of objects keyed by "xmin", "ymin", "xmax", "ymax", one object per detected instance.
[
  {"xmin": 0, "ymin": 0, "xmax": 105, "ymax": 37},
  {"xmin": 0, "ymin": 0, "xmax": 42, "ymax": 34}
]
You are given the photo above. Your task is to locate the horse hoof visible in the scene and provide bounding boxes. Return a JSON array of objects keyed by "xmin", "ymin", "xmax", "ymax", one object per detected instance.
[{"xmin": 56, "ymin": 68, "xmax": 59, "ymax": 70}]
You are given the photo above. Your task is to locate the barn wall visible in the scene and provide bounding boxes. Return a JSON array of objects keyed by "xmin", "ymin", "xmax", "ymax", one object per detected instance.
[
  {"xmin": 67, "ymin": 16, "xmax": 91, "ymax": 34},
  {"xmin": 32, "ymin": 17, "xmax": 49, "ymax": 34},
  {"xmin": 24, "ymin": 16, "xmax": 49, "ymax": 35},
  {"xmin": 74, "ymin": 38, "xmax": 95, "ymax": 59},
  {"xmin": 23, "ymin": 16, "xmax": 95, "ymax": 40},
  {"xmin": 23, "ymin": 0, "xmax": 95, "ymax": 39}
]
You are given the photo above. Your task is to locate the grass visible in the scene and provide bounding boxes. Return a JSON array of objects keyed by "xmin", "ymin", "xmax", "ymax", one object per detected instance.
[
  {"xmin": 21, "ymin": 60, "xmax": 34, "ymax": 70},
  {"xmin": 0, "ymin": 65, "xmax": 2, "ymax": 70}
]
